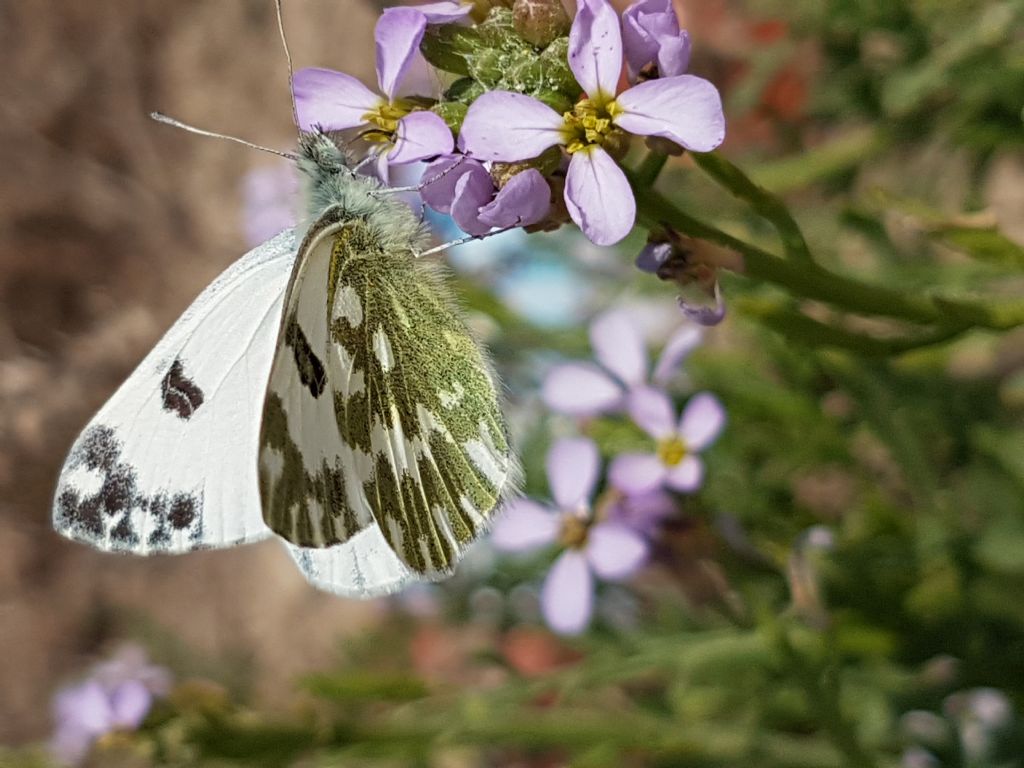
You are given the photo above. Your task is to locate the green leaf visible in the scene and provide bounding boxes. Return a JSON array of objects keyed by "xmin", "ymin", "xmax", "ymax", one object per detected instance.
[
  {"xmin": 935, "ymin": 226, "xmax": 1024, "ymax": 269},
  {"xmin": 189, "ymin": 718, "xmax": 315, "ymax": 765},
  {"xmin": 420, "ymin": 24, "xmax": 483, "ymax": 77},
  {"xmin": 303, "ymin": 672, "xmax": 430, "ymax": 703}
]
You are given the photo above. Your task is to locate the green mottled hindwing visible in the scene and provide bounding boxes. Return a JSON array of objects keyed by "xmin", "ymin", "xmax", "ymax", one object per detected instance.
[{"xmin": 258, "ymin": 208, "xmax": 513, "ymax": 578}]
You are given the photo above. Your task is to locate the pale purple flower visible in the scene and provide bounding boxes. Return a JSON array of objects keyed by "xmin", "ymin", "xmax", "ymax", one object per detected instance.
[
  {"xmin": 610, "ymin": 387, "xmax": 725, "ymax": 495},
  {"xmin": 491, "ymin": 437, "xmax": 648, "ymax": 635},
  {"xmin": 607, "ymin": 489, "xmax": 677, "ymax": 536},
  {"xmin": 420, "ymin": 154, "xmax": 550, "ymax": 235},
  {"xmin": 459, "ymin": 0, "xmax": 724, "ymax": 245},
  {"xmin": 621, "ymin": 0, "xmax": 691, "ymax": 82},
  {"xmin": 240, "ymin": 163, "xmax": 298, "ymax": 248},
  {"xmin": 50, "ymin": 645, "xmax": 170, "ymax": 766},
  {"xmin": 404, "ymin": 0, "xmax": 474, "ymax": 23},
  {"xmin": 542, "ymin": 307, "xmax": 702, "ymax": 417},
  {"xmin": 293, "ymin": 8, "xmax": 453, "ymax": 179}
]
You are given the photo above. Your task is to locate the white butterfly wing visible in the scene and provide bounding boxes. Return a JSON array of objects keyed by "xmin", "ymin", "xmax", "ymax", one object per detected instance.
[
  {"xmin": 284, "ymin": 525, "xmax": 416, "ymax": 598},
  {"xmin": 53, "ymin": 230, "xmax": 298, "ymax": 553}
]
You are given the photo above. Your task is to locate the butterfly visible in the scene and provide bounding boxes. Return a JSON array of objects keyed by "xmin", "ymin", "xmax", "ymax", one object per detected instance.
[{"xmin": 52, "ymin": 130, "xmax": 517, "ymax": 598}]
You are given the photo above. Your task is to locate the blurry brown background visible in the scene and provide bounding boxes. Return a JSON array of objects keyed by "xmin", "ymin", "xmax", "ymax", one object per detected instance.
[{"xmin": 0, "ymin": 0, "xmax": 395, "ymax": 744}]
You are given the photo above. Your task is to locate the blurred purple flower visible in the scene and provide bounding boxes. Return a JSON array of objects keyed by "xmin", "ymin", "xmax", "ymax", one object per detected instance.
[
  {"xmin": 293, "ymin": 8, "xmax": 453, "ymax": 180},
  {"xmin": 459, "ymin": 0, "xmax": 724, "ymax": 244},
  {"xmin": 607, "ymin": 489, "xmax": 677, "ymax": 536},
  {"xmin": 491, "ymin": 437, "xmax": 648, "ymax": 635},
  {"xmin": 622, "ymin": 0, "xmax": 691, "ymax": 82},
  {"xmin": 542, "ymin": 307, "xmax": 702, "ymax": 417},
  {"xmin": 420, "ymin": 155, "xmax": 550, "ymax": 235},
  {"xmin": 51, "ymin": 645, "xmax": 170, "ymax": 766},
  {"xmin": 610, "ymin": 387, "xmax": 725, "ymax": 495},
  {"xmin": 241, "ymin": 163, "xmax": 298, "ymax": 248}
]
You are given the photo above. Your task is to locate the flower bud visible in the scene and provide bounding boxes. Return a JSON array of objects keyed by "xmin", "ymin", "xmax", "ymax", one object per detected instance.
[{"xmin": 513, "ymin": 0, "xmax": 571, "ymax": 48}]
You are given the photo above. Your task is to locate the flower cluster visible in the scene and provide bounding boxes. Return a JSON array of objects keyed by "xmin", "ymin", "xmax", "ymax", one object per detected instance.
[
  {"xmin": 494, "ymin": 309, "xmax": 724, "ymax": 635},
  {"xmin": 294, "ymin": 0, "xmax": 724, "ymax": 245},
  {"xmin": 50, "ymin": 645, "xmax": 171, "ymax": 766}
]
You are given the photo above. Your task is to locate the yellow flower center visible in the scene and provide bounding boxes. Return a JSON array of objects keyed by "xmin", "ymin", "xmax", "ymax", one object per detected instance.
[
  {"xmin": 558, "ymin": 513, "xmax": 589, "ymax": 550},
  {"xmin": 657, "ymin": 435, "xmax": 688, "ymax": 467},
  {"xmin": 361, "ymin": 100, "xmax": 414, "ymax": 143},
  {"xmin": 562, "ymin": 98, "xmax": 628, "ymax": 156}
]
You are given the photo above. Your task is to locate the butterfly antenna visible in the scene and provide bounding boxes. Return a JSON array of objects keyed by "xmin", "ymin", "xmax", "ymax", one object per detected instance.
[
  {"xmin": 374, "ymin": 155, "xmax": 468, "ymax": 195},
  {"xmin": 275, "ymin": 0, "xmax": 300, "ymax": 131},
  {"xmin": 414, "ymin": 225, "xmax": 518, "ymax": 259},
  {"xmin": 150, "ymin": 112, "xmax": 298, "ymax": 161}
]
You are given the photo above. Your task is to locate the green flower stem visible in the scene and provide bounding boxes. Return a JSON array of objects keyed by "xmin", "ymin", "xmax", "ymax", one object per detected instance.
[
  {"xmin": 735, "ymin": 298, "xmax": 969, "ymax": 356},
  {"xmin": 627, "ymin": 169, "xmax": 1024, "ymax": 331},
  {"xmin": 633, "ymin": 150, "xmax": 669, "ymax": 189},
  {"xmin": 691, "ymin": 152, "xmax": 814, "ymax": 263}
]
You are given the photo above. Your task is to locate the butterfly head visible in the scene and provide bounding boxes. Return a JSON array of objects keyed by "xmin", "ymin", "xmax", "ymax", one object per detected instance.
[
  {"xmin": 296, "ymin": 130, "xmax": 355, "ymax": 178},
  {"xmin": 295, "ymin": 129, "xmax": 427, "ymax": 252}
]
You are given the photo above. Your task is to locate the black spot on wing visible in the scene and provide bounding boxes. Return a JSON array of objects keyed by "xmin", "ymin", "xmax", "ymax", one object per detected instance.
[
  {"xmin": 161, "ymin": 358, "xmax": 205, "ymax": 419},
  {"xmin": 168, "ymin": 493, "xmax": 198, "ymax": 529},
  {"xmin": 285, "ymin": 316, "xmax": 327, "ymax": 398},
  {"xmin": 56, "ymin": 424, "xmax": 204, "ymax": 550}
]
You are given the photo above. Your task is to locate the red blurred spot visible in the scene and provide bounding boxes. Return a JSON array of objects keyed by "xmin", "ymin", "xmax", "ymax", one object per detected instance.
[{"xmin": 501, "ymin": 626, "xmax": 583, "ymax": 678}]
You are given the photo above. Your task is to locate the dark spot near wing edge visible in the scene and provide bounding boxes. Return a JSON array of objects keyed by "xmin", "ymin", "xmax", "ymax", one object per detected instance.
[{"xmin": 161, "ymin": 358, "xmax": 205, "ymax": 419}]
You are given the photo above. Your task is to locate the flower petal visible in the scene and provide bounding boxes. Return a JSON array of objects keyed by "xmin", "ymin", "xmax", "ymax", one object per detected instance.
[
  {"xmin": 459, "ymin": 91, "xmax": 565, "ymax": 162},
  {"xmin": 54, "ymin": 681, "xmax": 112, "ymax": 735},
  {"xmin": 414, "ymin": 0, "xmax": 474, "ymax": 23},
  {"xmin": 651, "ymin": 324, "xmax": 702, "ymax": 386},
  {"xmin": 586, "ymin": 522, "xmax": 649, "ymax": 580},
  {"xmin": 388, "ymin": 111, "xmax": 454, "ymax": 164},
  {"xmin": 293, "ymin": 68, "xmax": 380, "ymax": 131},
  {"xmin": 679, "ymin": 281, "xmax": 727, "ymax": 326},
  {"xmin": 491, "ymin": 499, "xmax": 560, "ymax": 552},
  {"xmin": 541, "ymin": 550, "xmax": 594, "ymax": 635},
  {"xmin": 419, "ymin": 155, "xmax": 481, "ymax": 214},
  {"xmin": 608, "ymin": 490, "xmax": 677, "ymax": 535},
  {"xmin": 622, "ymin": 0, "xmax": 670, "ymax": 76},
  {"xmin": 375, "ymin": 8, "xmax": 428, "ymax": 100},
  {"xmin": 564, "ymin": 148, "xmax": 636, "ymax": 246},
  {"xmin": 371, "ymin": 149, "xmax": 391, "ymax": 184},
  {"xmin": 109, "ymin": 680, "xmax": 152, "ymax": 729},
  {"xmin": 477, "ymin": 169, "xmax": 551, "ymax": 229},
  {"xmin": 627, "ymin": 385, "xmax": 676, "ymax": 439},
  {"xmin": 665, "ymin": 454, "xmax": 703, "ymax": 492},
  {"xmin": 622, "ymin": 0, "xmax": 691, "ymax": 81},
  {"xmin": 541, "ymin": 362, "xmax": 624, "ymax": 416},
  {"xmin": 678, "ymin": 392, "xmax": 726, "ymax": 451},
  {"xmin": 613, "ymin": 75, "xmax": 726, "ymax": 152},
  {"xmin": 590, "ymin": 309, "xmax": 647, "ymax": 388},
  {"xmin": 609, "ymin": 453, "xmax": 667, "ymax": 495},
  {"xmin": 656, "ymin": 31, "xmax": 691, "ymax": 79},
  {"xmin": 450, "ymin": 164, "xmax": 497, "ymax": 236},
  {"xmin": 547, "ymin": 437, "xmax": 600, "ymax": 510},
  {"xmin": 568, "ymin": 0, "xmax": 624, "ymax": 100},
  {"xmin": 635, "ymin": 241, "xmax": 673, "ymax": 273}
]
